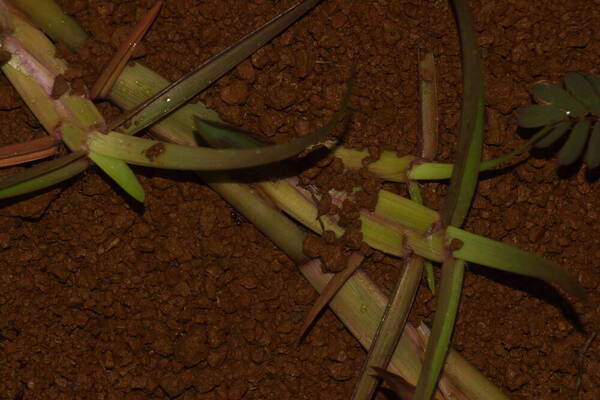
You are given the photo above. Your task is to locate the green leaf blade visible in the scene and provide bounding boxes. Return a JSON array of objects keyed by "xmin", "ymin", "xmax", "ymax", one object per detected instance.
[
  {"xmin": 89, "ymin": 152, "xmax": 145, "ymax": 202},
  {"xmin": 0, "ymin": 155, "xmax": 88, "ymax": 199},
  {"xmin": 415, "ymin": 0, "xmax": 485, "ymax": 398},
  {"xmin": 414, "ymin": 258, "xmax": 465, "ymax": 400},
  {"xmin": 448, "ymin": 226, "xmax": 585, "ymax": 299},
  {"xmin": 90, "ymin": 98, "xmax": 342, "ymax": 171},
  {"xmin": 351, "ymin": 256, "xmax": 423, "ymax": 400},
  {"xmin": 532, "ymin": 82, "xmax": 588, "ymax": 117},
  {"xmin": 584, "ymin": 122, "xmax": 600, "ymax": 169},
  {"xmin": 0, "ymin": 152, "xmax": 84, "ymax": 190},
  {"xmin": 113, "ymin": 0, "xmax": 322, "ymax": 135},
  {"xmin": 533, "ymin": 121, "xmax": 572, "ymax": 149},
  {"xmin": 564, "ymin": 72, "xmax": 600, "ymax": 115},
  {"xmin": 558, "ymin": 119, "xmax": 590, "ymax": 165},
  {"xmin": 584, "ymin": 74, "xmax": 600, "ymax": 105},
  {"xmin": 517, "ymin": 105, "xmax": 569, "ymax": 128},
  {"xmin": 195, "ymin": 118, "xmax": 264, "ymax": 149}
]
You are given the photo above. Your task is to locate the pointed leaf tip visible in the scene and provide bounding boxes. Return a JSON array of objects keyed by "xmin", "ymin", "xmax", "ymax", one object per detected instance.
[
  {"xmin": 297, "ymin": 253, "xmax": 364, "ymax": 342},
  {"xmin": 89, "ymin": 152, "xmax": 145, "ymax": 202}
]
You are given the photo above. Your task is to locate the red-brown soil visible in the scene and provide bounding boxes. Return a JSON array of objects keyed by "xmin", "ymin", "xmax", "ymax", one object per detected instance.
[{"xmin": 0, "ymin": 0, "xmax": 598, "ymax": 399}]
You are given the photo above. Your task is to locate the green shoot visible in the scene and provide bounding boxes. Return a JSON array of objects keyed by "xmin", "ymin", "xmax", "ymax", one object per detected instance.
[
  {"xmin": 0, "ymin": 153, "xmax": 88, "ymax": 199},
  {"xmin": 414, "ymin": 0, "xmax": 485, "ymax": 397},
  {"xmin": 88, "ymin": 152, "xmax": 145, "ymax": 202}
]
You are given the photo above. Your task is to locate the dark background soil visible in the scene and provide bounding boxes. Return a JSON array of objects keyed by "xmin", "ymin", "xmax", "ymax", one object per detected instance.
[{"xmin": 0, "ymin": 0, "xmax": 598, "ymax": 399}]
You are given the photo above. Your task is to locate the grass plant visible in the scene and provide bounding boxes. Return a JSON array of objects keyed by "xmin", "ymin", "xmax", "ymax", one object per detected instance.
[{"xmin": 0, "ymin": 1, "xmax": 589, "ymax": 399}]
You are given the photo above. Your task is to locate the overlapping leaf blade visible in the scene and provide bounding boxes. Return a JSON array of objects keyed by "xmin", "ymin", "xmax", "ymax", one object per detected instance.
[
  {"xmin": 533, "ymin": 121, "xmax": 572, "ymax": 149},
  {"xmin": 558, "ymin": 120, "xmax": 590, "ymax": 165},
  {"xmin": 414, "ymin": 0, "xmax": 485, "ymax": 398},
  {"xmin": 565, "ymin": 72, "xmax": 600, "ymax": 114},
  {"xmin": 112, "ymin": 0, "xmax": 323, "ymax": 135},
  {"xmin": 585, "ymin": 122, "xmax": 600, "ymax": 168},
  {"xmin": 0, "ymin": 154, "xmax": 89, "ymax": 199},
  {"xmin": 584, "ymin": 73, "xmax": 600, "ymax": 97},
  {"xmin": 532, "ymin": 81, "xmax": 587, "ymax": 117},
  {"xmin": 518, "ymin": 105, "xmax": 569, "ymax": 128}
]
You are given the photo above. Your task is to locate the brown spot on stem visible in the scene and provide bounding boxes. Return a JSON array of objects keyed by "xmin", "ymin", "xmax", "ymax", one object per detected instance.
[
  {"xmin": 449, "ymin": 238, "xmax": 464, "ymax": 251},
  {"xmin": 51, "ymin": 75, "xmax": 69, "ymax": 99},
  {"xmin": 143, "ymin": 143, "xmax": 165, "ymax": 161}
]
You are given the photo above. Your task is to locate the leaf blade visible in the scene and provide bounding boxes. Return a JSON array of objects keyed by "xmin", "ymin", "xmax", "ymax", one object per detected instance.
[
  {"xmin": 415, "ymin": 0, "xmax": 485, "ymax": 398},
  {"xmin": 448, "ymin": 226, "xmax": 585, "ymax": 299},
  {"xmin": 112, "ymin": 0, "xmax": 323, "ymax": 135},
  {"xmin": 533, "ymin": 121, "xmax": 572, "ymax": 149},
  {"xmin": 89, "ymin": 152, "xmax": 145, "ymax": 202},
  {"xmin": 584, "ymin": 122, "xmax": 600, "ymax": 169},
  {"xmin": 558, "ymin": 119, "xmax": 590, "ymax": 165},
  {"xmin": 532, "ymin": 81, "xmax": 587, "ymax": 117},
  {"xmin": 91, "ymin": 1, "xmax": 163, "ymax": 99},
  {"xmin": 91, "ymin": 71, "xmax": 353, "ymax": 171},
  {"xmin": 297, "ymin": 252, "xmax": 365, "ymax": 341},
  {"xmin": 0, "ymin": 155, "xmax": 88, "ymax": 199},
  {"xmin": 564, "ymin": 72, "xmax": 600, "ymax": 115},
  {"xmin": 518, "ymin": 105, "xmax": 569, "ymax": 128},
  {"xmin": 351, "ymin": 256, "xmax": 423, "ymax": 400}
]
